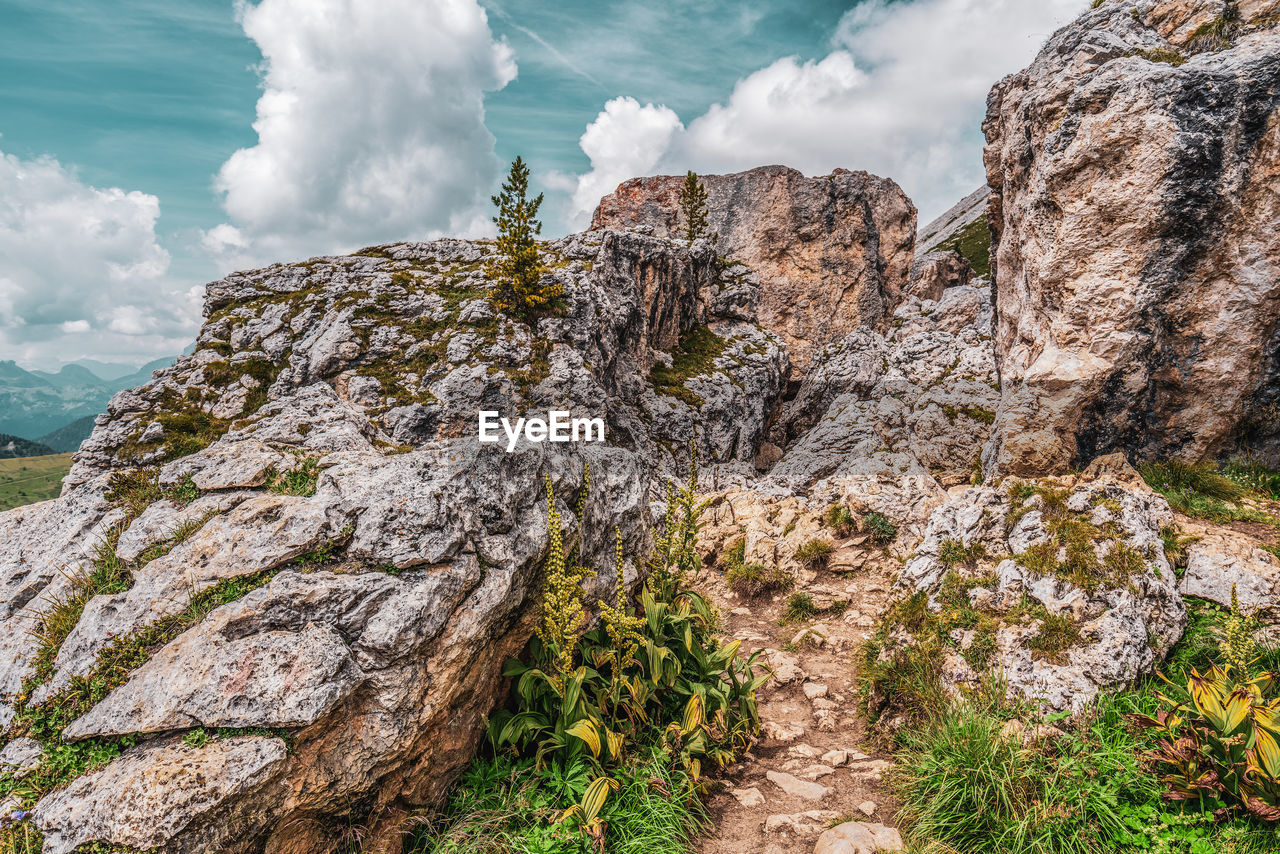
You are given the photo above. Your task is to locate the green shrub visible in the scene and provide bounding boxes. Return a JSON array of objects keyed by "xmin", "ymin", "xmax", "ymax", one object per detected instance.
[
  {"xmin": 725, "ymin": 561, "xmax": 794, "ymax": 597},
  {"xmin": 782, "ymin": 593, "xmax": 819, "ymax": 624},
  {"xmin": 793, "ymin": 537, "xmax": 833, "ymax": 568},
  {"xmin": 824, "ymin": 503, "xmax": 855, "ymax": 537},
  {"xmin": 865, "ymin": 511, "xmax": 898, "ymax": 544}
]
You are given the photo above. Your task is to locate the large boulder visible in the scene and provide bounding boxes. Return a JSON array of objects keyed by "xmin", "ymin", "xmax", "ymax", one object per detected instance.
[
  {"xmin": 591, "ymin": 165, "xmax": 916, "ymax": 373},
  {"xmin": 0, "ymin": 229, "xmax": 789, "ymax": 853},
  {"xmin": 890, "ymin": 471, "xmax": 1187, "ymax": 712},
  {"xmin": 983, "ymin": 1, "xmax": 1280, "ymax": 476}
]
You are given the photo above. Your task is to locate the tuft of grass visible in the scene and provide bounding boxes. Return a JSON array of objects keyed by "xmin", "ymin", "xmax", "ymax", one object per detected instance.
[
  {"xmin": 1026, "ymin": 612, "xmax": 1083, "ymax": 663},
  {"xmin": 824, "ymin": 503, "xmax": 855, "ymax": 537},
  {"xmin": 793, "ymin": 537, "xmax": 833, "ymax": 569},
  {"xmin": 865, "ymin": 511, "xmax": 898, "ymax": 545},
  {"xmin": 267, "ymin": 453, "xmax": 321, "ymax": 497},
  {"xmin": 938, "ymin": 538, "xmax": 986, "ymax": 569},
  {"xmin": 782, "ymin": 593, "xmax": 819, "ymax": 624},
  {"xmin": 725, "ymin": 561, "xmax": 794, "ymax": 597}
]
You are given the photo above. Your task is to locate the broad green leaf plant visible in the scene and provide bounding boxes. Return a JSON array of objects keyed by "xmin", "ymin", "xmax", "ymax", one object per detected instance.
[{"xmin": 487, "ymin": 449, "xmax": 766, "ymax": 842}]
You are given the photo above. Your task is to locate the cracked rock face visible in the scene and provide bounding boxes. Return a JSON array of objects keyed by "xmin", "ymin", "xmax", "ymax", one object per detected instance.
[
  {"xmin": 769, "ymin": 284, "xmax": 999, "ymax": 489},
  {"xmin": 591, "ymin": 165, "xmax": 917, "ymax": 373},
  {"xmin": 893, "ymin": 471, "xmax": 1187, "ymax": 712},
  {"xmin": 983, "ymin": 1, "xmax": 1280, "ymax": 476},
  {"xmin": 0, "ymin": 228, "xmax": 792, "ymax": 853}
]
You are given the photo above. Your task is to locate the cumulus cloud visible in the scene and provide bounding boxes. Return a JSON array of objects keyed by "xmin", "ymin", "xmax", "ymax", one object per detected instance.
[
  {"xmin": 205, "ymin": 0, "xmax": 517, "ymax": 270},
  {"xmin": 567, "ymin": 97, "xmax": 684, "ymax": 223},
  {"xmin": 567, "ymin": 0, "xmax": 1081, "ymax": 226},
  {"xmin": 0, "ymin": 147, "xmax": 196, "ymax": 369}
]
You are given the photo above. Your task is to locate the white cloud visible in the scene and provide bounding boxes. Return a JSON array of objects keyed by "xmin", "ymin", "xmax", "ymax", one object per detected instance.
[
  {"xmin": 568, "ymin": 97, "xmax": 684, "ymax": 223},
  {"xmin": 567, "ymin": 0, "xmax": 1081, "ymax": 226},
  {"xmin": 205, "ymin": 0, "xmax": 517, "ymax": 270},
  {"xmin": 0, "ymin": 148, "xmax": 194, "ymax": 369}
]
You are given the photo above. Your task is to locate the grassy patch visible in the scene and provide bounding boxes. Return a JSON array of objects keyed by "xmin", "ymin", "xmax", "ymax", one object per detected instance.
[
  {"xmin": 824, "ymin": 503, "xmax": 855, "ymax": 537},
  {"xmin": 0, "ymin": 454, "xmax": 72, "ymax": 512},
  {"xmin": 793, "ymin": 537, "xmax": 833, "ymax": 569},
  {"xmin": 648, "ymin": 326, "xmax": 727, "ymax": 407},
  {"xmin": 409, "ymin": 751, "xmax": 708, "ymax": 854},
  {"xmin": 1138, "ymin": 460, "xmax": 1277, "ymax": 525},
  {"xmin": 725, "ymin": 561, "xmax": 794, "ymax": 597},
  {"xmin": 887, "ymin": 596, "xmax": 1280, "ymax": 854},
  {"xmin": 1026, "ymin": 612, "xmax": 1083, "ymax": 663},
  {"xmin": 935, "ymin": 213, "xmax": 991, "ymax": 279},
  {"xmin": 864, "ymin": 511, "xmax": 898, "ymax": 545},
  {"xmin": 267, "ymin": 453, "xmax": 321, "ymax": 497}
]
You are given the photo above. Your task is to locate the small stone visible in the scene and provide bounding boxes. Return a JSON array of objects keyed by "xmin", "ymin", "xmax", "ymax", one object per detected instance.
[
  {"xmin": 763, "ymin": 810, "xmax": 841, "ymax": 837},
  {"xmin": 731, "ymin": 607, "xmax": 752, "ymax": 616},
  {"xmin": 847, "ymin": 759, "xmax": 892, "ymax": 781},
  {"xmin": 786, "ymin": 743, "xmax": 824, "ymax": 759},
  {"xmin": 762, "ymin": 721, "xmax": 807, "ymax": 742},
  {"xmin": 797, "ymin": 764, "xmax": 835, "ymax": 780},
  {"xmin": 803, "ymin": 682, "xmax": 829, "ymax": 700},
  {"xmin": 820, "ymin": 749, "xmax": 849, "ymax": 766},
  {"xmin": 730, "ymin": 787, "xmax": 765, "ymax": 807},
  {"xmin": 814, "ymin": 821, "xmax": 904, "ymax": 854},
  {"xmin": 858, "ymin": 801, "xmax": 877, "ymax": 817},
  {"xmin": 766, "ymin": 770, "xmax": 831, "ymax": 801}
]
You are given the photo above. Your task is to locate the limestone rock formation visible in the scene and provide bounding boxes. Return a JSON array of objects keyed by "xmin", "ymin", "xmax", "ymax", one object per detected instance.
[
  {"xmin": 0, "ymin": 229, "xmax": 792, "ymax": 853},
  {"xmin": 891, "ymin": 470, "xmax": 1187, "ymax": 712},
  {"xmin": 591, "ymin": 165, "xmax": 916, "ymax": 373},
  {"xmin": 983, "ymin": 1, "xmax": 1280, "ymax": 476},
  {"xmin": 770, "ymin": 283, "xmax": 998, "ymax": 489}
]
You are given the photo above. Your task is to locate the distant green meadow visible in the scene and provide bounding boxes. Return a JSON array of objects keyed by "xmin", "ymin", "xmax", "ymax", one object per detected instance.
[{"xmin": 0, "ymin": 453, "xmax": 72, "ymax": 511}]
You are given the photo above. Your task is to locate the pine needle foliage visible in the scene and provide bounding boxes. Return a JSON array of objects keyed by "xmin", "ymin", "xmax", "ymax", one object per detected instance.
[
  {"xmin": 487, "ymin": 156, "xmax": 559, "ymax": 320},
  {"xmin": 678, "ymin": 171, "xmax": 709, "ymax": 244}
]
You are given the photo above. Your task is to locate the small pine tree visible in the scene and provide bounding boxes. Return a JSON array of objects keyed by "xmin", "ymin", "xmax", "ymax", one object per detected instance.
[
  {"xmin": 678, "ymin": 170, "xmax": 709, "ymax": 244},
  {"xmin": 487, "ymin": 156, "xmax": 560, "ymax": 319}
]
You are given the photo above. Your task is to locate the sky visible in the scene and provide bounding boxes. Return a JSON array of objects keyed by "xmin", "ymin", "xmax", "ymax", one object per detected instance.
[{"xmin": 0, "ymin": 0, "xmax": 1084, "ymax": 371}]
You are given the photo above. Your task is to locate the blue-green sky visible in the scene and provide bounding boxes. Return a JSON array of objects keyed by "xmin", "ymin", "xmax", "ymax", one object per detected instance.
[{"xmin": 0, "ymin": 0, "xmax": 1083, "ymax": 370}]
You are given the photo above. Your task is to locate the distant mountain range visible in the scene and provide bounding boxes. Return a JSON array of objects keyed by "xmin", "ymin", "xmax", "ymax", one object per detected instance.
[{"xmin": 0, "ymin": 357, "xmax": 175, "ymax": 454}]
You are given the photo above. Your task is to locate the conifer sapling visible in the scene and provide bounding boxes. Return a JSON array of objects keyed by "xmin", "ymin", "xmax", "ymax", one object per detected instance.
[
  {"xmin": 487, "ymin": 156, "xmax": 560, "ymax": 319},
  {"xmin": 678, "ymin": 170, "xmax": 710, "ymax": 244}
]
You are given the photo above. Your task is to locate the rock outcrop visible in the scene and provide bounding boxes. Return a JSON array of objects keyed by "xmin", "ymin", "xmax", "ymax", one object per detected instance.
[
  {"xmin": 591, "ymin": 165, "xmax": 917, "ymax": 373},
  {"xmin": 0, "ymin": 230, "xmax": 793, "ymax": 853},
  {"xmin": 769, "ymin": 283, "xmax": 998, "ymax": 489},
  {"xmin": 983, "ymin": 1, "xmax": 1280, "ymax": 476},
  {"xmin": 889, "ymin": 468, "xmax": 1187, "ymax": 712}
]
